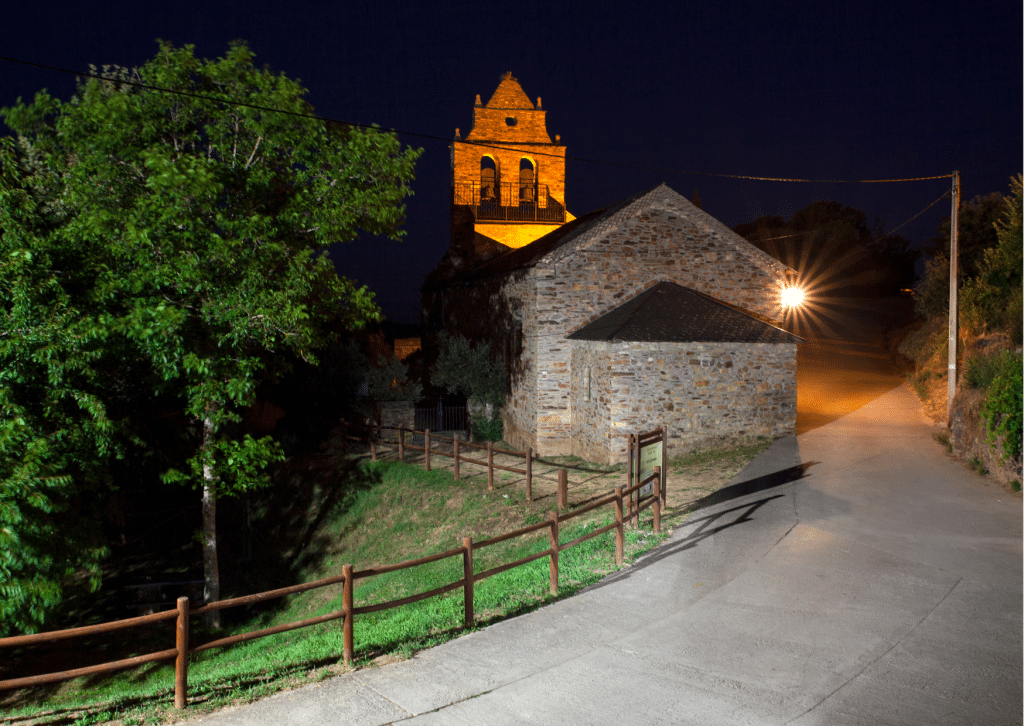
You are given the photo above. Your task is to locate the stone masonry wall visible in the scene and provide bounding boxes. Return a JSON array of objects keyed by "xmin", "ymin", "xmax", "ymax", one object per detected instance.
[
  {"xmin": 570, "ymin": 341, "xmax": 798, "ymax": 464},
  {"xmin": 527, "ymin": 193, "xmax": 788, "ymax": 455},
  {"xmin": 497, "ymin": 273, "xmax": 538, "ymax": 452}
]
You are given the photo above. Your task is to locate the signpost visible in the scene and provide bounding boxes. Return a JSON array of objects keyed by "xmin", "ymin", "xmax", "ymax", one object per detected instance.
[
  {"xmin": 638, "ymin": 440, "xmax": 662, "ymax": 498},
  {"xmin": 631, "ymin": 426, "xmax": 667, "ymax": 508}
]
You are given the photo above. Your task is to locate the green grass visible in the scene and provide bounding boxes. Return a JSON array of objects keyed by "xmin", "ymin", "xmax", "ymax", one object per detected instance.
[{"xmin": 3, "ymin": 459, "xmax": 668, "ymax": 724}]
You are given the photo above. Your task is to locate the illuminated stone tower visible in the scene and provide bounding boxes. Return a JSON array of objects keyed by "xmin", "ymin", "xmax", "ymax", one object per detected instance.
[{"xmin": 452, "ymin": 73, "xmax": 573, "ymax": 251}]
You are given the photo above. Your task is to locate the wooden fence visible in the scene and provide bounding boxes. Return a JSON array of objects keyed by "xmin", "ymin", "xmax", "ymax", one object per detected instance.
[
  {"xmin": 0, "ymin": 469, "xmax": 662, "ymax": 710},
  {"xmin": 371, "ymin": 426, "xmax": 536, "ymax": 500}
]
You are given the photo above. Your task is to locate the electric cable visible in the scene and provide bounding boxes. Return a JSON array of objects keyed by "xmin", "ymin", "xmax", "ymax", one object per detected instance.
[
  {"xmin": 518, "ymin": 187, "xmax": 955, "ymax": 339},
  {"xmin": 0, "ymin": 54, "xmax": 953, "ymax": 185}
]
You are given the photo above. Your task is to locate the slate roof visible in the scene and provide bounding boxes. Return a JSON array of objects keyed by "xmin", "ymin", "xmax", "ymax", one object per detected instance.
[
  {"xmin": 448, "ymin": 186, "xmax": 654, "ymax": 283},
  {"xmin": 566, "ymin": 281, "xmax": 804, "ymax": 344},
  {"xmin": 435, "ymin": 184, "xmax": 791, "ymax": 287}
]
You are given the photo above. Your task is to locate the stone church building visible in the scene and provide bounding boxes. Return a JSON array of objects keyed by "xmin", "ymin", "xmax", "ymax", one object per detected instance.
[{"xmin": 424, "ymin": 74, "xmax": 802, "ymax": 463}]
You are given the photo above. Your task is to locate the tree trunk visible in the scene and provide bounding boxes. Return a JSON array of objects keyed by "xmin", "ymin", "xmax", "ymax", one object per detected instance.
[{"xmin": 201, "ymin": 415, "xmax": 221, "ymax": 629}]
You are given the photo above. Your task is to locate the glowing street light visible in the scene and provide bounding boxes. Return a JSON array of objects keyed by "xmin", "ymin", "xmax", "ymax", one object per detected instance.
[{"xmin": 781, "ymin": 285, "xmax": 805, "ymax": 309}]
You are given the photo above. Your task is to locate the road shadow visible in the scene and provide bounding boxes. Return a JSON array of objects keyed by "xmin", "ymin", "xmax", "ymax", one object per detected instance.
[
  {"xmin": 680, "ymin": 461, "xmax": 817, "ymax": 514},
  {"xmin": 583, "ymin": 457, "xmax": 815, "ymax": 593}
]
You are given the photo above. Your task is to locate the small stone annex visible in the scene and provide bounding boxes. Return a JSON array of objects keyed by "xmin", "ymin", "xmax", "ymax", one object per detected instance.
[
  {"xmin": 566, "ymin": 281, "xmax": 802, "ymax": 463},
  {"xmin": 423, "ymin": 74, "xmax": 802, "ymax": 463}
]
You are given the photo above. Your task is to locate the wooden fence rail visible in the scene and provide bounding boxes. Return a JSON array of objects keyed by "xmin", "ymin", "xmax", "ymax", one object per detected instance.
[
  {"xmin": 372, "ymin": 426, "xmax": 535, "ymax": 499},
  {"xmin": 0, "ymin": 466, "xmax": 661, "ymax": 711}
]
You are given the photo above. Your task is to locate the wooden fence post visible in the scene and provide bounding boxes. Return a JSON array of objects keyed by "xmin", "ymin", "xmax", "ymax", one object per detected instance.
[
  {"xmin": 425, "ymin": 429, "xmax": 431, "ymax": 472},
  {"xmin": 653, "ymin": 466, "xmax": 661, "ymax": 534},
  {"xmin": 174, "ymin": 596, "xmax": 189, "ymax": 709},
  {"xmin": 614, "ymin": 486, "xmax": 624, "ymax": 565},
  {"xmin": 370, "ymin": 424, "xmax": 376, "ymax": 461},
  {"xmin": 342, "ymin": 564, "xmax": 353, "ymax": 665},
  {"xmin": 454, "ymin": 437, "xmax": 460, "ymax": 481},
  {"xmin": 398, "ymin": 428, "xmax": 405, "ymax": 462},
  {"xmin": 548, "ymin": 511, "xmax": 559, "ymax": 595},
  {"xmin": 627, "ymin": 434, "xmax": 635, "ymax": 528},
  {"xmin": 526, "ymin": 447, "xmax": 533, "ymax": 501},
  {"xmin": 557, "ymin": 469, "xmax": 568, "ymax": 509},
  {"xmin": 463, "ymin": 537, "xmax": 474, "ymax": 628},
  {"xmin": 487, "ymin": 442, "xmax": 494, "ymax": 490},
  {"xmin": 661, "ymin": 425, "xmax": 668, "ymax": 508}
]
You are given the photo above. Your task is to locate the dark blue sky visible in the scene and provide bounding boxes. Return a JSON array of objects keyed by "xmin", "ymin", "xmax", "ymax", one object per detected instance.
[{"xmin": 2, "ymin": 1, "xmax": 1020, "ymax": 323}]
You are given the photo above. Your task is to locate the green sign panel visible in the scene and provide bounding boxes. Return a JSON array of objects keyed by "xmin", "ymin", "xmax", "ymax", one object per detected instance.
[{"xmin": 638, "ymin": 441, "xmax": 662, "ymax": 498}]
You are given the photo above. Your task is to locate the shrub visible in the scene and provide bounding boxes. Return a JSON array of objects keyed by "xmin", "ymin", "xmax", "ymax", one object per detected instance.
[
  {"xmin": 981, "ymin": 351, "xmax": 1023, "ymax": 463},
  {"xmin": 472, "ymin": 415, "xmax": 504, "ymax": 442},
  {"xmin": 961, "ymin": 174, "xmax": 1023, "ymax": 337},
  {"xmin": 964, "ymin": 352, "xmax": 1007, "ymax": 390},
  {"xmin": 914, "ymin": 254, "xmax": 950, "ymax": 318},
  {"xmin": 1009, "ymin": 287, "xmax": 1024, "ymax": 346},
  {"xmin": 367, "ymin": 354, "xmax": 423, "ymax": 402},
  {"xmin": 431, "ymin": 332, "xmax": 506, "ymax": 435}
]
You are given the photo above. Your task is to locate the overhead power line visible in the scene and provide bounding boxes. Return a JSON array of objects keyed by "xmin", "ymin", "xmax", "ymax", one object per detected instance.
[
  {"xmin": 749, "ymin": 189, "xmax": 951, "ymax": 244},
  {"xmin": 1, "ymin": 54, "xmax": 953, "ymax": 185}
]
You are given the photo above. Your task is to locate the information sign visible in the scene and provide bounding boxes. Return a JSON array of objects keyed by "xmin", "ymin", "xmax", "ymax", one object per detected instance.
[{"xmin": 637, "ymin": 441, "xmax": 662, "ymax": 498}]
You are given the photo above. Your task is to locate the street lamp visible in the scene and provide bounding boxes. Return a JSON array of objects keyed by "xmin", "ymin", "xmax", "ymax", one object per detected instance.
[
  {"xmin": 780, "ymin": 270, "xmax": 805, "ymax": 310},
  {"xmin": 781, "ymin": 285, "xmax": 806, "ymax": 309}
]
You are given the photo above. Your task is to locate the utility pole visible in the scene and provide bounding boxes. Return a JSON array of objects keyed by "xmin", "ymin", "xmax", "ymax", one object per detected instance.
[{"xmin": 947, "ymin": 170, "xmax": 960, "ymax": 421}]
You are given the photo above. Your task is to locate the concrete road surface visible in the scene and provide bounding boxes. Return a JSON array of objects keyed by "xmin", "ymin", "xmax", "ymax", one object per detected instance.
[{"xmin": 189, "ymin": 298, "xmax": 1021, "ymax": 725}]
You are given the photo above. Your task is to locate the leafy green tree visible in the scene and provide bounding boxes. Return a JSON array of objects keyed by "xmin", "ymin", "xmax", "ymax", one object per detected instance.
[
  {"xmin": 916, "ymin": 190, "xmax": 1010, "ymax": 318},
  {"xmin": 734, "ymin": 201, "xmax": 910, "ymax": 294},
  {"xmin": 982, "ymin": 352, "xmax": 1023, "ymax": 464},
  {"xmin": 1, "ymin": 41, "xmax": 420, "ymax": 630},
  {"xmin": 366, "ymin": 354, "xmax": 423, "ymax": 402},
  {"xmin": 430, "ymin": 332, "xmax": 506, "ymax": 439},
  {"xmin": 926, "ymin": 191, "xmax": 1008, "ymax": 280},
  {"xmin": 0, "ymin": 138, "xmax": 127, "ymax": 635},
  {"xmin": 961, "ymin": 174, "xmax": 1023, "ymax": 339}
]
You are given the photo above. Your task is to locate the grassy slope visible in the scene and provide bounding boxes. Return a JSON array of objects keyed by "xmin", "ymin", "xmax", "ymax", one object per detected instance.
[{"xmin": 3, "ymin": 456, "xmax": 672, "ymax": 724}]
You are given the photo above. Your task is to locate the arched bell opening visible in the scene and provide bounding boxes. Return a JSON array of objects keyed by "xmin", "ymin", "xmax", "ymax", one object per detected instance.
[
  {"xmin": 480, "ymin": 156, "xmax": 498, "ymax": 203},
  {"xmin": 519, "ymin": 158, "xmax": 536, "ymax": 203}
]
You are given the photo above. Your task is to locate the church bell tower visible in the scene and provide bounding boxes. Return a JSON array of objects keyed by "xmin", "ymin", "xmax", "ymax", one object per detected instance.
[{"xmin": 451, "ymin": 73, "xmax": 573, "ymax": 252}]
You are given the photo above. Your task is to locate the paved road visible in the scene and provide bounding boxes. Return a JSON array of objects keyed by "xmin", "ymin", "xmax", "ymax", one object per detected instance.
[
  {"xmin": 191, "ymin": 300, "xmax": 1022, "ymax": 725},
  {"xmin": 791, "ymin": 295, "xmax": 913, "ymax": 435}
]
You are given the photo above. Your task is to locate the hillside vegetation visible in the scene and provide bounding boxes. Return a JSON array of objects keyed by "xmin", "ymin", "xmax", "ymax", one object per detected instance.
[{"xmin": 900, "ymin": 174, "xmax": 1022, "ymax": 490}]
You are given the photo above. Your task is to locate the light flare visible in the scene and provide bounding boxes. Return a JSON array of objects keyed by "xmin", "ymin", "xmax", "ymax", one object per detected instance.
[{"xmin": 781, "ymin": 286, "xmax": 806, "ymax": 309}]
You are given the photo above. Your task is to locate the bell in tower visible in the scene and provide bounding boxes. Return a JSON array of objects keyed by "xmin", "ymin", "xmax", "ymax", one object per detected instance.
[{"xmin": 451, "ymin": 73, "xmax": 574, "ymax": 252}]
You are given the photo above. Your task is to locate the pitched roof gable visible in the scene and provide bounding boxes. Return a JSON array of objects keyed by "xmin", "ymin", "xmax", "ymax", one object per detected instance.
[
  {"xmin": 451, "ymin": 183, "xmax": 791, "ymax": 284},
  {"xmin": 566, "ymin": 281, "xmax": 804, "ymax": 344},
  {"xmin": 546, "ymin": 184, "xmax": 788, "ymax": 276}
]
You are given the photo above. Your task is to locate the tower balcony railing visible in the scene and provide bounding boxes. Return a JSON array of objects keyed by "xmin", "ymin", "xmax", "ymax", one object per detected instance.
[{"xmin": 454, "ymin": 182, "xmax": 566, "ymax": 223}]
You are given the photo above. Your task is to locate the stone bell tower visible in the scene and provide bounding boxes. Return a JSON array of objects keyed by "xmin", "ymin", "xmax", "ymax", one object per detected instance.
[{"xmin": 451, "ymin": 73, "xmax": 573, "ymax": 251}]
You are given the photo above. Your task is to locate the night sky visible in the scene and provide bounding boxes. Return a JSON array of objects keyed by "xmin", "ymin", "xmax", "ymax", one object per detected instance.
[{"xmin": 2, "ymin": 1, "xmax": 1020, "ymax": 323}]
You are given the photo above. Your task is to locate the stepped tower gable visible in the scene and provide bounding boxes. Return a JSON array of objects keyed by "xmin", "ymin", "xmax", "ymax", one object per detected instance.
[{"xmin": 452, "ymin": 73, "xmax": 572, "ymax": 251}]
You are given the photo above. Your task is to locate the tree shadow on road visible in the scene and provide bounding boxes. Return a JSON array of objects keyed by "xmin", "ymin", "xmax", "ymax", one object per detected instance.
[{"xmin": 583, "ymin": 461, "xmax": 816, "ymax": 592}]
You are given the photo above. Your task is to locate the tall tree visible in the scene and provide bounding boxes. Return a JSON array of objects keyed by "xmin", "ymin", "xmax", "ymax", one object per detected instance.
[
  {"xmin": 0, "ymin": 137, "xmax": 124, "ymax": 635},
  {"xmin": 927, "ymin": 191, "xmax": 1008, "ymax": 280},
  {"xmin": 734, "ymin": 201, "xmax": 880, "ymax": 294},
  {"xmin": 1, "ymin": 41, "xmax": 420, "ymax": 630}
]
